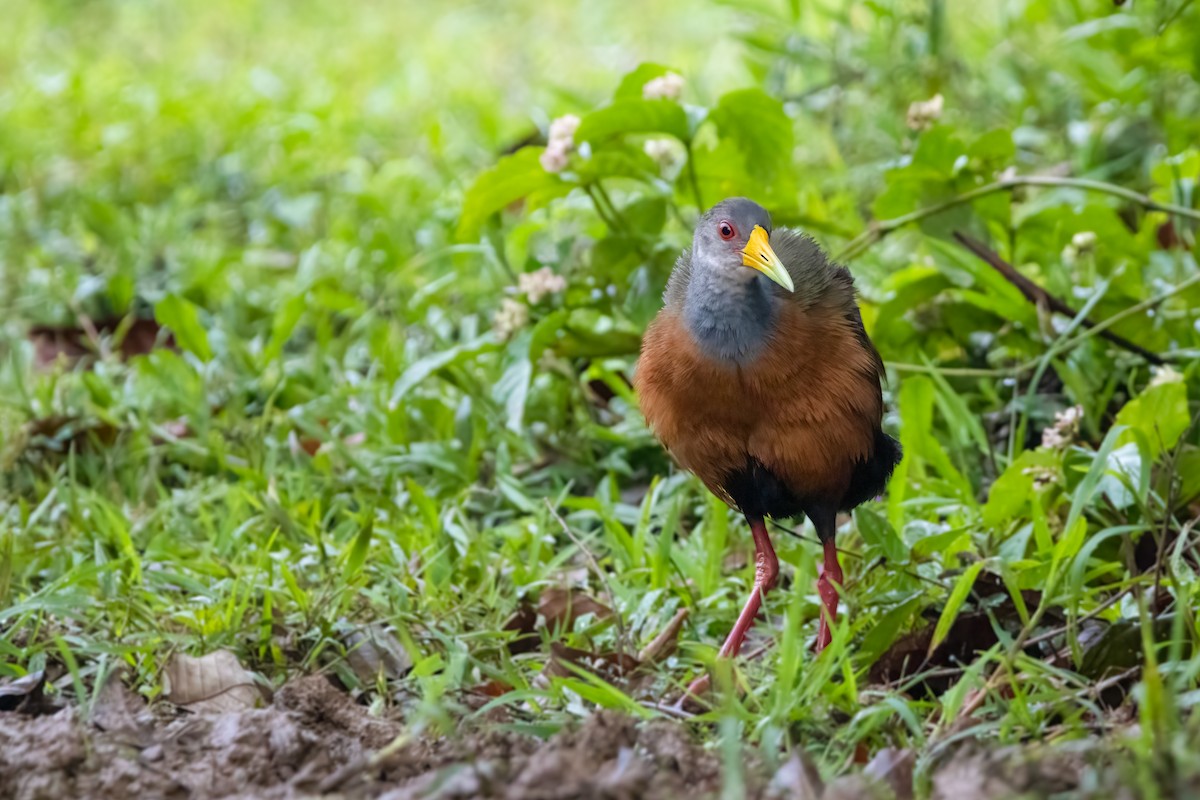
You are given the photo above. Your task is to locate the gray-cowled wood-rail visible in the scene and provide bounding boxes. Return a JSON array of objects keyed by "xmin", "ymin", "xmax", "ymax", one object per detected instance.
[{"xmin": 635, "ymin": 197, "xmax": 902, "ymax": 699}]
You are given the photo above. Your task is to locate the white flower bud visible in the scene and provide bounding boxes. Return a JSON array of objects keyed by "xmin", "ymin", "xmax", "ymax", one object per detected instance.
[
  {"xmin": 642, "ymin": 72, "xmax": 684, "ymax": 101},
  {"xmin": 493, "ymin": 298, "xmax": 529, "ymax": 340},
  {"xmin": 906, "ymin": 94, "xmax": 944, "ymax": 131},
  {"xmin": 518, "ymin": 267, "xmax": 567, "ymax": 303}
]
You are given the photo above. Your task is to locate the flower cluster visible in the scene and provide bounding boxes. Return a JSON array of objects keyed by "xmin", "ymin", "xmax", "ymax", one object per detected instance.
[
  {"xmin": 642, "ymin": 72, "xmax": 684, "ymax": 101},
  {"xmin": 906, "ymin": 93, "xmax": 944, "ymax": 131},
  {"xmin": 492, "ymin": 298, "xmax": 529, "ymax": 340},
  {"xmin": 519, "ymin": 267, "xmax": 567, "ymax": 303},
  {"xmin": 1149, "ymin": 365, "xmax": 1183, "ymax": 388},
  {"xmin": 1062, "ymin": 231, "xmax": 1097, "ymax": 264},
  {"xmin": 540, "ymin": 114, "xmax": 581, "ymax": 173},
  {"xmin": 643, "ymin": 138, "xmax": 680, "ymax": 170},
  {"xmin": 1041, "ymin": 405, "xmax": 1083, "ymax": 450}
]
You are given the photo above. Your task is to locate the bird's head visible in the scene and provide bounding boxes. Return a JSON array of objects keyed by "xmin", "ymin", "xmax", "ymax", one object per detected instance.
[{"xmin": 692, "ymin": 197, "xmax": 794, "ymax": 293}]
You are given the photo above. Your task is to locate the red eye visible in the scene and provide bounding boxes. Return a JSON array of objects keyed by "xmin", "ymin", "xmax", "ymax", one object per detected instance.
[{"xmin": 718, "ymin": 221, "xmax": 736, "ymax": 240}]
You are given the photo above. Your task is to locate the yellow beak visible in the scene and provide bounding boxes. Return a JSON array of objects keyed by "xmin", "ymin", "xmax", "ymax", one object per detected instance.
[{"xmin": 741, "ymin": 225, "xmax": 794, "ymax": 292}]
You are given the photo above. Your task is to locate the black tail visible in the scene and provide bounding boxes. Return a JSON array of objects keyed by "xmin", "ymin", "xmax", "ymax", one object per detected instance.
[{"xmin": 842, "ymin": 429, "xmax": 902, "ymax": 510}]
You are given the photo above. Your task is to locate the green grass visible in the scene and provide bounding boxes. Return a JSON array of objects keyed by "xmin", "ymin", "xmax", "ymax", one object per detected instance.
[{"xmin": 3, "ymin": 0, "xmax": 1200, "ymax": 795}]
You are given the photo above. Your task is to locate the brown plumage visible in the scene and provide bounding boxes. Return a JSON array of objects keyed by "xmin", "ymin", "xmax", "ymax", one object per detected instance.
[{"xmin": 635, "ymin": 197, "xmax": 900, "ymax": 701}]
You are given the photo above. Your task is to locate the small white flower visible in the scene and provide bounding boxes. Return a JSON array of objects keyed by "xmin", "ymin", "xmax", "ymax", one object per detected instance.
[
  {"xmin": 1022, "ymin": 464, "xmax": 1059, "ymax": 489},
  {"xmin": 906, "ymin": 93, "xmax": 944, "ymax": 131},
  {"xmin": 643, "ymin": 137, "xmax": 679, "ymax": 169},
  {"xmin": 539, "ymin": 143, "xmax": 570, "ymax": 173},
  {"xmin": 540, "ymin": 114, "xmax": 582, "ymax": 173},
  {"xmin": 1071, "ymin": 231, "xmax": 1097, "ymax": 252},
  {"xmin": 1041, "ymin": 405, "xmax": 1083, "ymax": 450},
  {"xmin": 518, "ymin": 267, "xmax": 567, "ymax": 303},
  {"xmin": 642, "ymin": 72, "xmax": 684, "ymax": 101},
  {"xmin": 492, "ymin": 298, "xmax": 529, "ymax": 340},
  {"xmin": 548, "ymin": 114, "xmax": 581, "ymax": 145},
  {"xmin": 1149, "ymin": 365, "xmax": 1183, "ymax": 388}
]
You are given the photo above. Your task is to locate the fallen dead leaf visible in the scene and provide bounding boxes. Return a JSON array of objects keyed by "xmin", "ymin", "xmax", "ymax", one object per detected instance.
[
  {"xmin": 864, "ymin": 747, "xmax": 915, "ymax": 800},
  {"xmin": 341, "ymin": 622, "xmax": 413, "ymax": 685},
  {"xmin": 89, "ymin": 665, "xmax": 153, "ymax": 746},
  {"xmin": 539, "ymin": 642, "xmax": 639, "ymax": 685},
  {"xmin": 868, "ymin": 578, "xmax": 1051, "ymax": 697},
  {"xmin": 0, "ymin": 671, "xmax": 48, "ymax": 714},
  {"xmin": 538, "ymin": 587, "xmax": 613, "ymax": 632},
  {"xmin": 503, "ymin": 602, "xmax": 540, "ymax": 654},
  {"xmin": 766, "ymin": 751, "xmax": 824, "ymax": 800},
  {"xmin": 469, "ymin": 679, "xmax": 514, "ymax": 698},
  {"xmin": 30, "ymin": 316, "xmax": 168, "ymax": 369},
  {"xmin": 164, "ymin": 650, "xmax": 263, "ymax": 714}
]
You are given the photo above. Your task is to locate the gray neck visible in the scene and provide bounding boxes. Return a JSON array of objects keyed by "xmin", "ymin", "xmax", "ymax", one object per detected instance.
[{"xmin": 682, "ymin": 268, "xmax": 775, "ymax": 365}]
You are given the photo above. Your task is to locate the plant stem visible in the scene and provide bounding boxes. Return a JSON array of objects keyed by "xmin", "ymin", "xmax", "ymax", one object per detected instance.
[
  {"xmin": 834, "ymin": 174, "xmax": 1200, "ymax": 263},
  {"xmin": 684, "ymin": 142, "xmax": 704, "ymax": 211},
  {"xmin": 884, "ymin": 269, "xmax": 1200, "ymax": 383},
  {"xmin": 584, "ymin": 184, "xmax": 616, "ymax": 229}
]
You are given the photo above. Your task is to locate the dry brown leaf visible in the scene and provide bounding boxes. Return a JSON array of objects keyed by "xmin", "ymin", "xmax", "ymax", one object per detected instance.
[
  {"xmin": 469, "ymin": 679, "xmax": 514, "ymax": 698},
  {"xmin": 90, "ymin": 666, "xmax": 153, "ymax": 746},
  {"xmin": 0, "ymin": 671, "xmax": 47, "ymax": 714},
  {"xmin": 864, "ymin": 747, "xmax": 915, "ymax": 800},
  {"xmin": 164, "ymin": 650, "xmax": 262, "ymax": 714},
  {"xmin": 30, "ymin": 317, "xmax": 168, "ymax": 369},
  {"xmin": 503, "ymin": 603, "xmax": 540, "ymax": 654},
  {"xmin": 342, "ymin": 623, "xmax": 413, "ymax": 685},
  {"xmin": 540, "ymin": 642, "xmax": 638, "ymax": 683},
  {"xmin": 537, "ymin": 587, "xmax": 613, "ymax": 632},
  {"xmin": 637, "ymin": 608, "xmax": 689, "ymax": 664},
  {"xmin": 766, "ymin": 751, "xmax": 824, "ymax": 800}
]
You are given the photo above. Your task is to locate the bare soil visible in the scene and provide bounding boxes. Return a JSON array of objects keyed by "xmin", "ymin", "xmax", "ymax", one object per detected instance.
[
  {"xmin": 0, "ymin": 673, "xmax": 1168, "ymax": 800},
  {"xmin": 0, "ymin": 675, "xmax": 758, "ymax": 800}
]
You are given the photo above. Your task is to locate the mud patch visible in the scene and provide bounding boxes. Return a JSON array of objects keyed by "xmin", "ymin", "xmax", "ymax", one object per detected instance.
[
  {"xmin": 0, "ymin": 674, "xmax": 1163, "ymax": 800},
  {"xmin": 0, "ymin": 675, "xmax": 757, "ymax": 800}
]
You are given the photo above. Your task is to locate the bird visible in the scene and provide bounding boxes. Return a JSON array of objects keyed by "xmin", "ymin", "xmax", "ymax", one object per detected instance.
[{"xmin": 634, "ymin": 197, "xmax": 901, "ymax": 698}]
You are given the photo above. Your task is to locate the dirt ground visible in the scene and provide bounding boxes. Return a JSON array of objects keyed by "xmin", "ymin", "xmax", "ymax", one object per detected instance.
[
  {"xmin": 0, "ymin": 673, "xmax": 1165, "ymax": 800},
  {"xmin": 0, "ymin": 675, "xmax": 751, "ymax": 800}
]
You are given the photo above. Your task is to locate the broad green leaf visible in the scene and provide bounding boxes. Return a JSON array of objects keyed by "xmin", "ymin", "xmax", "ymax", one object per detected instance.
[
  {"xmin": 494, "ymin": 349, "xmax": 533, "ymax": 433},
  {"xmin": 969, "ymin": 128, "xmax": 1015, "ymax": 163},
  {"xmin": 456, "ymin": 148, "xmax": 569, "ymax": 241},
  {"xmin": 860, "ymin": 594, "xmax": 923, "ymax": 667},
  {"xmin": 263, "ymin": 291, "xmax": 307, "ymax": 364},
  {"xmin": 896, "ymin": 375, "xmax": 973, "ymax": 500},
  {"xmin": 1113, "ymin": 379, "xmax": 1189, "ymax": 458},
  {"xmin": 709, "ymin": 88, "xmax": 794, "ymax": 184},
  {"xmin": 855, "ymin": 505, "xmax": 908, "ymax": 563},
  {"xmin": 576, "ymin": 100, "xmax": 690, "ymax": 144},
  {"xmin": 573, "ymin": 147, "xmax": 660, "ymax": 184},
  {"xmin": 390, "ymin": 334, "xmax": 499, "ymax": 407},
  {"xmin": 531, "ymin": 308, "xmax": 642, "ymax": 359},
  {"xmin": 342, "ymin": 518, "xmax": 374, "ymax": 580},
  {"xmin": 929, "ymin": 560, "xmax": 984, "ymax": 656},
  {"xmin": 155, "ymin": 294, "xmax": 212, "ymax": 361},
  {"xmin": 982, "ymin": 449, "xmax": 1058, "ymax": 528}
]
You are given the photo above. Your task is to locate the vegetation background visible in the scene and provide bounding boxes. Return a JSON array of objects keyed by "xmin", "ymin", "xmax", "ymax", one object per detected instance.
[{"xmin": 2, "ymin": 0, "xmax": 1200, "ymax": 797}]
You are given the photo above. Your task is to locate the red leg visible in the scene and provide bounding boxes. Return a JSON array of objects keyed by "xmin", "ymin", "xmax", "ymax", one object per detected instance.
[
  {"xmin": 814, "ymin": 538, "xmax": 842, "ymax": 652},
  {"xmin": 684, "ymin": 516, "xmax": 777, "ymax": 700}
]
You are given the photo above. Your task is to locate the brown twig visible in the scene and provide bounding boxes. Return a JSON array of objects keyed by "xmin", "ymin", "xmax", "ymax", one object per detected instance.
[
  {"xmin": 953, "ymin": 231, "xmax": 1166, "ymax": 365},
  {"xmin": 638, "ymin": 608, "xmax": 690, "ymax": 664}
]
